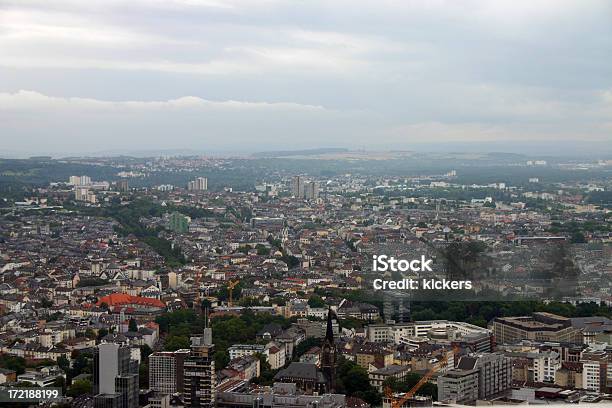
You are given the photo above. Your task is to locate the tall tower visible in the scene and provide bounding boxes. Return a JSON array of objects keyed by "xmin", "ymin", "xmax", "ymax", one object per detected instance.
[
  {"xmin": 291, "ymin": 176, "xmax": 305, "ymax": 198},
  {"xmin": 383, "ymin": 291, "xmax": 411, "ymax": 323},
  {"xmin": 320, "ymin": 307, "xmax": 337, "ymax": 393},
  {"xmin": 183, "ymin": 326, "xmax": 215, "ymax": 408},
  {"xmin": 93, "ymin": 342, "xmax": 139, "ymax": 408}
]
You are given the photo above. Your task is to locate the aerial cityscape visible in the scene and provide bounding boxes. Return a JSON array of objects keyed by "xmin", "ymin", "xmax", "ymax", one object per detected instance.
[
  {"xmin": 1, "ymin": 0, "xmax": 611, "ymax": 407},
  {"xmin": 0, "ymin": 151, "xmax": 609, "ymax": 407}
]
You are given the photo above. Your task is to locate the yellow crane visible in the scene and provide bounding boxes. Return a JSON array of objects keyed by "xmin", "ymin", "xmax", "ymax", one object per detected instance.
[
  {"xmin": 227, "ymin": 279, "xmax": 240, "ymax": 307},
  {"xmin": 385, "ymin": 346, "xmax": 459, "ymax": 408}
]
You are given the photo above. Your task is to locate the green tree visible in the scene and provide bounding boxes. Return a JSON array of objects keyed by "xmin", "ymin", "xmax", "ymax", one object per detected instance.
[
  {"xmin": 256, "ymin": 244, "xmax": 270, "ymax": 256},
  {"xmin": 57, "ymin": 355, "xmax": 70, "ymax": 373},
  {"xmin": 293, "ymin": 337, "xmax": 322, "ymax": 360},
  {"xmin": 571, "ymin": 231, "xmax": 586, "ymax": 243},
  {"xmin": 96, "ymin": 328, "xmax": 109, "ymax": 340},
  {"xmin": 53, "ymin": 376, "xmax": 66, "ymax": 394},
  {"xmin": 251, "ymin": 353, "xmax": 277, "ymax": 386},
  {"xmin": 164, "ymin": 335, "xmax": 190, "ymax": 351},
  {"xmin": 281, "ymin": 254, "xmax": 300, "ymax": 269},
  {"xmin": 67, "ymin": 350, "xmax": 93, "ymax": 381},
  {"xmin": 336, "ymin": 358, "xmax": 381, "ymax": 406},
  {"xmin": 140, "ymin": 344, "xmax": 153, "ymax": 361},
  {"xmin": 128, "ymin": 318, "xmax": 138, "ymax": 332},
  {"xmin": 66, "ymin": 379, "xmax": 92, "ymax": 397},
  {"xmin": 139, "ymin": 363, "xmax": 149, "ymax": 388},
  {"xmin": 215, "ymin": 351, "xmax": 230, "ymax": 369},
  {"xmin": 0, "ymin": 355, "xmax": 26, "ymax": 375},
  {"xmin": 307, "ymin": 295, "xmax": 326, "ymax": 308}
]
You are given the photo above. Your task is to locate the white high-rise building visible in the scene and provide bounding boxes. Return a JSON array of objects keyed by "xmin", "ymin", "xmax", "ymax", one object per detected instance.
[
  {"xmin": 75, "ymin": 187, "xmax": 89, "ymax": 201},
  {"xmin": 187, "ymin": 177, "xmax": 208, "ymax": 191},
  {"xmin": 69, "ymin": 175, "xmax": 92, "ymax": 186}
]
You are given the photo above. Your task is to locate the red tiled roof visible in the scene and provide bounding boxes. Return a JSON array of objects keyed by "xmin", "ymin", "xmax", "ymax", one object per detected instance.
[{"xmin": 97, "ymin": 293, "xmax": 165, "ymax": 308}]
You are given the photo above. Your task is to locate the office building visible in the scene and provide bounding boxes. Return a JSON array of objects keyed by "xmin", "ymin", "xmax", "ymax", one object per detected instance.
[
  {"xmin": 304, "ymin": 181, "xmax": 319, "ymax": 200},
  {"xmin": 75, "ymin": 187, "xmax": 89, "ymax": 201},
  {"xmin": 438, "ymin": 352, "xmax": 512, "ymax": 403},
  {"xmin": 183, "ymin": 328, "xmax": 215, "ymax": 408},
  {"xmin": 491, "ymin": 312, "xmax": 580, "ymax": 344},
  {"xmin": 532, "ymin": 351, "xmax": 561, "ymax": 383},
  {"xmin": 469, "ymin": 353, "xmax": 512, "ymax": 399},
  {"xmin": 365, "ymin": 320, "xmax": 490, "ymax": 348},
  {"xmin": 69, "ymin": 175, "xmax": 92, "ymax": 186},
  {"xmin": 75, "ymin": 187, "xmax": 96, "ymax": 203},
  {"xmin": 291, "ymin": 176, "xmax": 319, "ymax": 200},
  {"xmin": 149, "ymin": 349, "xmax": 190, "ymax": 395},
  {"xmin": 187, "ymin": 177, "xmax": 208, "ymax": 191},
  {"xmin": 438, "ymin": 368, "xmax": 479, "ymax": 404},
  {"xmin": 580, "ymin": 347, "xmax": 612, "ymax": 393},
  {"xmin": 383, "ymin": 291, "xmax": 410, "ymax": 324},
  {"xmin": 291, "ymin": 176, "xmax": 304, "ymax": 198},
  {"xmin": 93, "ymin": 342, "xmax": 139, "ymax": 408}
]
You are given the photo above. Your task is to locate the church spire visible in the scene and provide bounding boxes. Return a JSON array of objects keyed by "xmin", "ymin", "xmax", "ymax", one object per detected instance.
[
  {"xmin": 325, "ymin": 306, "xmax": 334, "ymax": 342},
  {"xmin": 321, "ymin": 306, "xmax": 337, "ymax": 393}
]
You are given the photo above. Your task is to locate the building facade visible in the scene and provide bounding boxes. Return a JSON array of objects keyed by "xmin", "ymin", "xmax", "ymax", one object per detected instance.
[
  {"xmin": 491, "ymin": 312, "xmax": 579, "ymax": 344},
  {"xmin": 149, "ymin": 349, "xmax": 190, "ymax": 395},
  {"xmin": 93, "ymin": 342, "xmax": 139, "ymax": 408},
  {"xmin": 188, "ymin": 177, "xmax": 208, "ymax": 191},
  {"xmin": 184, "ymin": 328, "xmax": 216, "ymax": 408}
]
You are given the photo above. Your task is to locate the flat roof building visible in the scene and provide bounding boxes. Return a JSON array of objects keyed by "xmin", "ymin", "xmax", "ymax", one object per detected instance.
[{"xmin": 491, "ymin": 312, "xmax": 580, "ymax": 344}]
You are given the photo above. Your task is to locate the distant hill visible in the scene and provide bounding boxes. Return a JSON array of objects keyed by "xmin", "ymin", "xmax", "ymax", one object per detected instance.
[
  {"xmin": 252, "ymin": 148, "xmax": 349, "ymax": 158},
  {"xmin": 486, "ymin": 152, "xmax": 527, "ymax": 160}
]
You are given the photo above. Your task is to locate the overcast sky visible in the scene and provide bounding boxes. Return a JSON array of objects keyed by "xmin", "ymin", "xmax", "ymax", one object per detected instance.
[{"xmin": 1, "ymin": 0, "xmax": 611, "ymax": 156}]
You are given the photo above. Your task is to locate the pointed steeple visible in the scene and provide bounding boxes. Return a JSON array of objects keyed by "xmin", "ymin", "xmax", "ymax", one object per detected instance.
[
  {"xmin": 325, "ymin": 306, "xmax": 334, "ymax": 342},
  {"xmin": 321, "ymin": 306, "xmax": 337, "ymax": 393}
]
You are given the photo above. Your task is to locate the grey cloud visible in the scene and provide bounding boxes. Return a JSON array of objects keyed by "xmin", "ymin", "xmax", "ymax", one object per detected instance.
[{"xmin": 0, "ymin": 0, "xmax": 611, "ymax": 154}]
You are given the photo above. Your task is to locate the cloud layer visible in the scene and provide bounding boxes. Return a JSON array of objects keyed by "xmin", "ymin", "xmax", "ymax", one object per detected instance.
[{"xmin": 0, "ymin": 0, "xmax": 611, "ymax": 155}]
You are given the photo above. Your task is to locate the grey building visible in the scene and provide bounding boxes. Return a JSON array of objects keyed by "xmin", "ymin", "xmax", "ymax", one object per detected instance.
[
  {"xmin": 437, "ymin": 368, "xmax": 479, "ymax": 404},
  {"xmin": 217, "ymin": 382, "xmax": 345, "ymax": 408},
  {"xmin": 438, "ymin": 352, "xmax": 512, "ymax": 403},
  {"xmin": 93, "ymin": 342, "xmax": 139, "ymax": 408},
  {"xmin": 149, "ymin": 349, "xmax": 190, "ymax": 395},
  {"xmin": 291, "ymin": 177, "xmax": 319, "ymax": 200},
  {"xmin": 304, "ymin": 181, "xmax": 319, "ymax": 200},
  {"xmin": 183, "ymin": 328, "xmax": 216, "ymax": 408},
  {"xmin": 464, "ymin": 353, "xmax": 512, "ymax": 399},
  {"xmin": 187, "ymin": 177, "xmax": 208, "ymax": 191},
  {"xmin": 291, "ymin": 176, "xmax": 304, "ymax": 198}
]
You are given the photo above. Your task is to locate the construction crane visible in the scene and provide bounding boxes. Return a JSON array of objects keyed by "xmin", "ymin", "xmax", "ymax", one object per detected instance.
[
  {"xmin": 385, "ymin": 346, "xmax": 459, "ymax": 408},
  {"xmin": 227, "ymin": 279, "xmax": 240, "ymax": 307}
]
